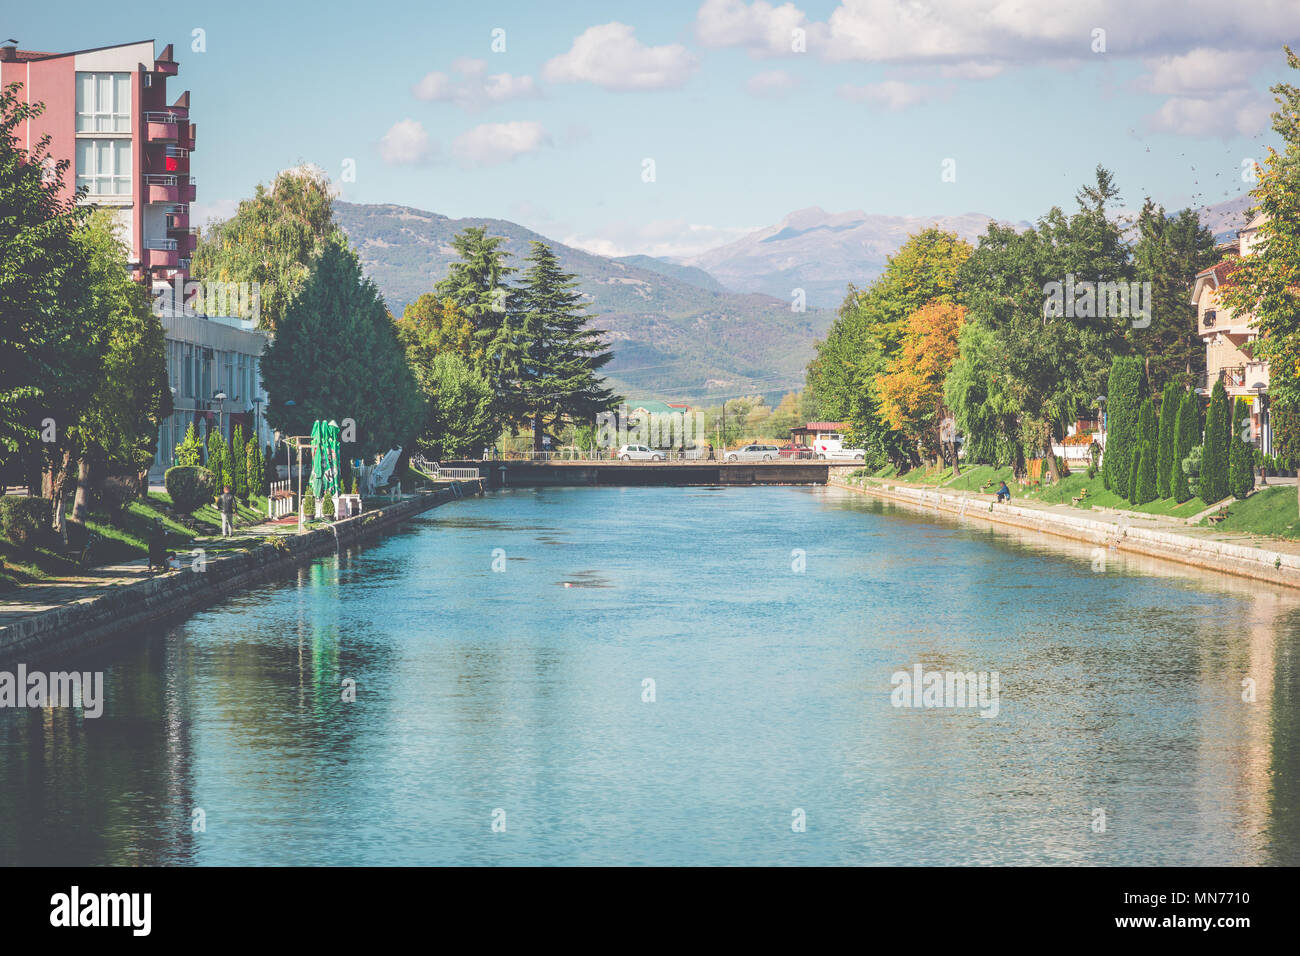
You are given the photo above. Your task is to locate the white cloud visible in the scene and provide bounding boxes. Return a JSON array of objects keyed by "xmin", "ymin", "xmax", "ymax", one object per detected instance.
[
  {"xmin": 1138, "ymin": 48, "xmax": 1260, "ymax": 96},
  {"xmin": 697, "ymin": 0, "xmax": 1300, "ymax": 67},
  {"xmin": 413, "ymin": 58, "xmax": 538, "ymax": 109},
  {"xmin": 837, "ymin": 80, "xmax": 950, "ymax": 111},
  {"xmin": 543, "ymin": 22, "xmax": 697, "ymax": 91},
  {"xmin": 452, "ymin": 121, "xmax": 550, "ymax": 166},
  {"xmin": 1146, "ymin": 88, "xmax": 1273, "ymax": 137},
  {"xmin": 746, "ymin": 69, "xmax": 799, "ymax": 97},
  {"xmin": 380, "ymin": 119, "xmax": 437, "ymax": 165},
  {"xmin": 696, "ymin": 0, "xmax": 827, "ymax": 57},
  {"xmin": 563, "ymin": 219, "xmax": 757, "ymax": 259}
]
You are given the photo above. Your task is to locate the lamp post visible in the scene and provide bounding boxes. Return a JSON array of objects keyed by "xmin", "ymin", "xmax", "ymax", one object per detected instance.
[
  {"xmin": 212, "ymin": 390, "xmax": 227, "ymax": 440},
  {"xmin": 1251, "ymin": 382, "xmax": 1268, "ymax": 485},
  {"xmin": 251, "ymin": 396, "xmax": 263, "ymax": 449}
]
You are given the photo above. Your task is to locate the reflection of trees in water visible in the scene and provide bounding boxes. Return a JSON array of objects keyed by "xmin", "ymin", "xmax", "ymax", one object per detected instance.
[
  {"xmin": 0, "ymin": 634, "xmax": 197, "ymax": 865},
  {"xmin": 1268, "ymin": 605, "xmax": 1300, "ymax": 864}
]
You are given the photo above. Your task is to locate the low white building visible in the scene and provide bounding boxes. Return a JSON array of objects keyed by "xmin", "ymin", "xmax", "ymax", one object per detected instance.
[{"xmin": 150, "ymin": 309, "xmax": 271, "ymax": 481}]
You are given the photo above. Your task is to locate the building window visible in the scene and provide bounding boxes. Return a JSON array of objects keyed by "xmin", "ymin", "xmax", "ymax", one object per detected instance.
[
  {"xmin": 76, "ymin": 72, "xmax": 132, "ymax": 133},
  {"xmin": 76, "ymin": 138, "xmax": 132, "ymax": 196}
]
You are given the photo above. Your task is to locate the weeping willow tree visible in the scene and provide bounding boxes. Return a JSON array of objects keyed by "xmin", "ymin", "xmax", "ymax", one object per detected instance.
[{"xmin": 191, "ymin": 164, "xmax": 344, "ymax": 331}]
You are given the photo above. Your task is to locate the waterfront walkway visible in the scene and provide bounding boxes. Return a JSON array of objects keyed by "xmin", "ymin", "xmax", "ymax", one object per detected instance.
[
  {"xmin": 0, "ymin": 511, "xmax": 303, "ymax": 628},
  {"xmin": 837, "ymin": 475, "xmax": 1300, "ymax": 587}
]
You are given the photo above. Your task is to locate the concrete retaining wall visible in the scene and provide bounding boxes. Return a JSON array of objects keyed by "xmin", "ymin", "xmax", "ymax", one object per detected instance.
[
  {"xmin": 0, "ymin": 480, "xmax": 485, "ymax": 665},
  {"xmin": 840, "ymin": 479, "xmax": 1300, "ymax": 590}
]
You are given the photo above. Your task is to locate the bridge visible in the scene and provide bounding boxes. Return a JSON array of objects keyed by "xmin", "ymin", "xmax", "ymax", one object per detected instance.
[{"xmin": 437, "ymin": 459, "xmax": 860, "ymax": 489}]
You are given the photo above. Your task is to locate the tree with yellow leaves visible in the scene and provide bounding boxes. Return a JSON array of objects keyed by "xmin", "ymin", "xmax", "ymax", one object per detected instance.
[{"xmin": 876, "ymin": 301, "xmax": 965, "ymax": 468}]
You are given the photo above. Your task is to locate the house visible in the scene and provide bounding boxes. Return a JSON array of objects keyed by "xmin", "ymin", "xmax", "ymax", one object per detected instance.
[
  {"xmin": 789, "ymin": 422, "xmax": 848, "ymax": 448},
  {"xmin": 1191, "ymin": 212, "xmax": 1271, "ymax": 453}
]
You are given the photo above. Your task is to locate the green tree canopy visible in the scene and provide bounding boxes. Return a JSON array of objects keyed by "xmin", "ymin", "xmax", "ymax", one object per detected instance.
[
  {"xmin": 260, "ymin": 236, "xmax": 422, "ymax": 458},
  {"xmin": 191, "ymin": 165, "xmax": 344, "ymax": 331}
]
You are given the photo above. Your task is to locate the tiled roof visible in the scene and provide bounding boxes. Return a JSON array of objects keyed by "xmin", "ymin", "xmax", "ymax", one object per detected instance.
[
  {"xmin": 12, "ymin": 50, "xmax": 58, "ymax": 61},
  {"xmin": 795, "ymin": 422, "xmax": 847, "ymax": 431},
  {"xmin": 1196, "ymin": 259, "xmax": 1241, "ymax": 287}
]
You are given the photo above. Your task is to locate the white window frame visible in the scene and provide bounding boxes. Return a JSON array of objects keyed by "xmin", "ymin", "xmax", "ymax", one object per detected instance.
[
  {"xmin": 76, "ymin": 138, "xmax": 132, "ymax": 197},
  {"xmin": 76, "ymin": 72, "xmax": 132, "ymax": 133}
]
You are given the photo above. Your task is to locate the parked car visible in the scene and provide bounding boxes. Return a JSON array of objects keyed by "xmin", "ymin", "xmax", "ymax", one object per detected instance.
[
  {"xmin": 617, "ymin": 444, "xmax": 663, "ymax": 461},
  {"xmin": 682, "ymin": 440, "xmax": 713, "ymax": 460},
  {"xmin": 778, "ymin": 443, "xmax": 813, "ymax": 460},
  {"xmin": 726, "ymin": 443, "xmax": 780, "ymax": 462},
  {"xmin": 812, "ymin": 438, "xmax": 866, "ymax": 461}
]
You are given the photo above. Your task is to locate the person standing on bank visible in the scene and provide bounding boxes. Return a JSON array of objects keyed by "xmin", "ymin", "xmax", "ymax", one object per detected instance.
[{"xmin": 218, "ymin": 485, "xmax": 236, "ymax": 536}]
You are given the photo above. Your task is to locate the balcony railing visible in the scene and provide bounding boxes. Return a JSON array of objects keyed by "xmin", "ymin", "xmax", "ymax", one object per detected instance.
[{"xmin": 144, "ymin": 238, "xmax": 179, "ymax": 251}]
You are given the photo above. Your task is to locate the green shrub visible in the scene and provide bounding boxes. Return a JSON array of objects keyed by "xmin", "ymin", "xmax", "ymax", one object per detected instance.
[
  {"xmin": 0, "ymin": 496, "xmax": 52, "ymax": 550},
  {"xmin": 231, "ymin": 425, "xmax": 249, "ymax": 502},
  {"xmin": 1171, "ymin": 391, "xmax": 1197, "ymax": 503},
  {"xmin": 322, "ymin": 494, "xmax": 335, "ymax": 518},
  {"xmin": 1156, "ymin": 380, "xmax": 1180, "ymax": 498},
  {"xmin": 174, "ymin": 422, "xmax": 204, "ymax": 467},
  {"xmin": 302, "ymin": 488, "xmax": 315, "ymax": 518},
  {"xmin": 165, "ymin": 466, "xmax": 216, "ymax": 515},
  {"xmin": 99, "ymin": 475, "xmax": 138, "ymax": 518}
]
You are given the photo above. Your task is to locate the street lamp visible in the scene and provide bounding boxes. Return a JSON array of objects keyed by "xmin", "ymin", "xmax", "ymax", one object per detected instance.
[{"xmin": 212, "ymin": 390, "xmax": 227, "ymax": 439}]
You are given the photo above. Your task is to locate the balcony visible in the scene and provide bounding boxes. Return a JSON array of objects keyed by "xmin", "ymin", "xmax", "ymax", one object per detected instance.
[
  {"xmin": 143, "ymin": 238, "xmax": 179, "ymax": 269},
  {"xmin": 1196, "ymin": 362, "xmax": 1270, "ymax": 395},
  {"xmin": 165, "ymin": 206, "xmax": 189, "ymax": 231},
  {"xmin": 144, "ymin": 111, "xmax": 181, "ymax": 142},
  {"xmin": 163, "ymin": 146, "xmax": 189, "ymax": 174},
  {"xmin": 1200, "ymin": 305, "xmax": 1256, "ymax": 338},
  {"xmin": 145, "ymin": 175, "xmax": 196, "ymax": 203}
]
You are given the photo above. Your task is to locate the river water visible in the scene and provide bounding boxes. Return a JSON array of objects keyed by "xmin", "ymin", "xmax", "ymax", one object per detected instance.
[{"xmin": 2, "ymin": 485, "xmax": 1297, "ymax": 865}]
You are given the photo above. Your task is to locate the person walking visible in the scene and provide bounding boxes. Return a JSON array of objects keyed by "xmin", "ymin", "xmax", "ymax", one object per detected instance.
[{"xmin": 218, "ymin": 485, "xmax": 236, "ymax": 536}]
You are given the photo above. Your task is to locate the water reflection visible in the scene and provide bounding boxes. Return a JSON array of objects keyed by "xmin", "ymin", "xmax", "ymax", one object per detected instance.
[{"xmin": 0, "ymin": 485, "xmax": 1297, "ymax": 865}]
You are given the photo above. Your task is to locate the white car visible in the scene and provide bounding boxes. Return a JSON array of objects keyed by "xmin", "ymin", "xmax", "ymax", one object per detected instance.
[
  {"xmin": 617, "ymin": 444, "xmax": 663, "ymax": 461},
  {"xmin": 813, "ymin": 438, "xmax": 865, "ymax": 461},
  {"xmin": 726, "ymin": 443, "xmax": 780, "ymax": 462}
]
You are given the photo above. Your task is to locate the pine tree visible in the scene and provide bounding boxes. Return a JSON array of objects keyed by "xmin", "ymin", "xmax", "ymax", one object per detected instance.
[
  {"xmin": 231, "ymin": 425, "xmax": 248, "ymax": 502},
  {"xmin": 1155, "ymin": 380, "xmax": 1179, "ymax": 498},
  {"xmin": 1171, "ymin": 391, "xmax": 1197, "ymax": 503},
  {"xmin": 1200, "ymin": 380, "xmax": 1229, "ymax": 503},
  {"xmin": 259, "ymin": 236, "xmax": 422, "ymax": 457},
  {"xmin": 514, "ymin": 242, "xmax": 619, "ymax": 451}
]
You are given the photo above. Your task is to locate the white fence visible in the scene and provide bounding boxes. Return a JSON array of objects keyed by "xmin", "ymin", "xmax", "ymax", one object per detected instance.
[
  {"xmin": 268, "ymin": 479, "xmax": 294, "ymax": 519},
  {"xmin": 411, "ymin": 455, "xmax": 480, "ymax": 481}
]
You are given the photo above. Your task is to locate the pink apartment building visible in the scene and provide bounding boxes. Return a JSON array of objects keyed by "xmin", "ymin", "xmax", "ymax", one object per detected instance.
[{"xmin": 0, "ymin": 38, "xmax": 197, "ymax": 287}]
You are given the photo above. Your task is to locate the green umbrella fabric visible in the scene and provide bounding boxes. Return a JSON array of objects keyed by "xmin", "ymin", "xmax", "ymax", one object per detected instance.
[
  {"xmin": 324, "ymin": 420, "xmax": 340, "ymax": 497},
  {"xmin": 309, "ymin": 420, "xmax": 324, "ymax": 497}
]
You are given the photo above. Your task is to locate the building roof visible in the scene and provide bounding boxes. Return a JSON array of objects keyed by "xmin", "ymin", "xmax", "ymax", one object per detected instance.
[
  {"xmin": 628, "ymin": 401, "xmax": 684, "ymax": 416},
  {"xmin": 792, "ymin": 421, "xmax": 847, "ymax": 432},
  {"xmin": 5, "ymin": 39, "xmax": 155, "ymax": 63}
]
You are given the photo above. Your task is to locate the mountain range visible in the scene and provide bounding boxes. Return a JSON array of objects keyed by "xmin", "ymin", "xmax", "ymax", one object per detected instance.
[
  {"xmin": 334, "ymin": 192, "xmax": 1254, "ymax": 403},
  {"xmin": 334, "ymin": 202, "xmax": 830, "ymax": 403}
]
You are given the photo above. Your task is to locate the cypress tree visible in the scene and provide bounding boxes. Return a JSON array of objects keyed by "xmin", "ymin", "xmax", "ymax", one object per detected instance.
[
  {"xmin": 247, "ymin": 439, "xmax": 266, "ymax": 498},
  {"xmin": 1128, "ymin": 449, "xmax": 1141, "ymax": 505},
  {"xmin": 1155, "ymin": 380, "xmax": 1179, "ymax": 498},
  {"xmin": 1136, "ymin": 440, "xmax": 1158, "ymax": 505},
  {"xmin": 1172, "ymin": 391, "xmax": 1197, "ymax": 503},
  {"xmin": 231, "ymin": 424, "xmax": 249, "ymax": 502},
  {"xmin": 1103, "ymin": 357, "xmax": 1143, "ymax": 499},
  {"xmin": 1129, "ymin": 399, "xmax": 1156, "ymax": 503},
  {"xmin": 1200, "ymin": 380, "xmax": 1229, "ymax": 503}
]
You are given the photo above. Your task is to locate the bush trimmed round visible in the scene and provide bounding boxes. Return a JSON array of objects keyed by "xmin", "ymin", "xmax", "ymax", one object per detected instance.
[{"xmin": 165, "ymin": 466, "xmax": 216, "ymax": 515}]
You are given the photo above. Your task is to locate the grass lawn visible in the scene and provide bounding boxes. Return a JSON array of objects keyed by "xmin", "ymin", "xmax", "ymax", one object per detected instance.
[
  {"xmin": 1202, "ymin": 485, "xmax": 1300, "ymax": 538},
  {"xmin": 1018, "ymin": 472, "xmax": 1207, "ymax": 518},
  {"xmin": 1, "ymin": 492, "xmax": 270, "ymax": 590}
]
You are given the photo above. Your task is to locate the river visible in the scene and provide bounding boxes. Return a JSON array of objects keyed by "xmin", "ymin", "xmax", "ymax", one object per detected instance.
[{"xmin": 2, "ymin": 484, "xmax": 1297, "ymax": 865}]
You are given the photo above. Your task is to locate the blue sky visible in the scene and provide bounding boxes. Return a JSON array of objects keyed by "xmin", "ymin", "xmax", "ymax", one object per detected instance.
[{"xmin": 8, "ymin": 0, "xmax": 1297, "ymax": 257}]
